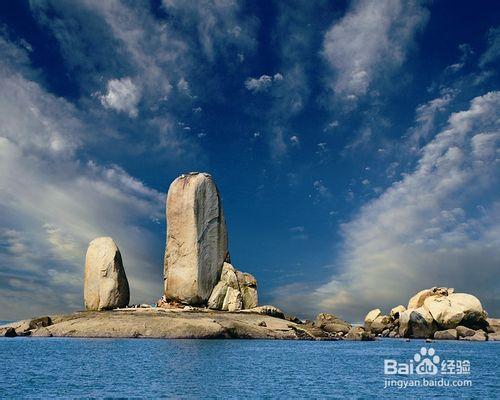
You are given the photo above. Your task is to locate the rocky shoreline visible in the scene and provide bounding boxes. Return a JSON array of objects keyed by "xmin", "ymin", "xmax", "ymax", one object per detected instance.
[
  {"xmin": 2, "ymin": 301, "xmax": 498, "ymax": 341},
  {"xmin": 362, "ymin": 287, "xmax": 500, "ymax": 342},
  {"xmin": 3, "ymin": 173, "xmax": 498, "ymax": 342},
  {"xmin": 0, "ymin": 307, "xmax": 343, "ymax": 341}
]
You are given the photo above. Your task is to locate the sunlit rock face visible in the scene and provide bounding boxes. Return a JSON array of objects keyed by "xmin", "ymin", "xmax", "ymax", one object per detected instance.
[
  {"xmin": 236, "ymin": 270, "xmax": 258, "ymax": 309},
  {"xmin": 84, "ymin": 237, "xmax": 130, "ymax": 311},
  {"xmin": 207, "ymin": 262, "xmax": 258, "ymax": 311},
  {"xmin": 163, "ymin": 172, "xmax": 228, "ymax": 305}
]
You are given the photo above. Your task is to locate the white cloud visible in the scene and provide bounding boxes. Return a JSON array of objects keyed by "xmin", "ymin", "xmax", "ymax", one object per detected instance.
[
  {"xmin": 0, "ymin": 228, "xmax": 28, "ymax": 256},
  {"xmin": 289, "ymin": 226, "xmax": 308, "ymax": 241},
  {"xmin": 444, "ymin": 43, "xmax": 473, "ymax": 74},
  {"xmin": 479, "ymin": 26, "xmax": 500, "ymax": 68},
  {"xmin": 100, "ymin": 77, "xmax": 141, "ymax": 117},
  {"xmin": 162, "ymin": 0, "xmax": 257, "ymax": 62},
  {"xmin": 251, "ymin": 3, "xmax": 315, "ymax": 159},
  {"xmin": 313, "ymin": 180, "xmax": 332, "ymax": 199},
  {"xmin": 244, "ymin": 73, "xmax": 284, "ymax": 93},
  {"xmin": 177, "ymin": 77, "xmax": 192, "ymax": 97},
  {"xmin": 408, "ymin": 88, "xmax": 457, "ymax": 145},
  {"xmin": 245, "ymin": 75, "xmax": 271, "ymax": 92},
  {"xmin": 0, "ymin": 37, "xmax": 165, "ymax": 320},
  {"xmin": 322, "ymin": 0, "xmax": 428, "ymax": 104},
  {"xmin": 274, "ymin": 92, "xmax": 500, "ymax": 321},
  {"xmin": 270, "ymin": 127, "xmax": 287, "ymax": 159},
  {"xmin": 28, "ymin": 1, "xmax": 210, "ymax": 154},
  {"xmin": 324, "ymin": 120, "xmax": 339, "ymax": 132},
  {"xmin": 273, "ymin": 73, "xmax": 284, "ymax": 81},
  {"xmin": 0, "ymin": 52, "xmax": 82, "ymax": 158}
]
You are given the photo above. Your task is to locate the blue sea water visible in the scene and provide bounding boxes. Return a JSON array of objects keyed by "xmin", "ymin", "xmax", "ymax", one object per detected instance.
[{"xmin": 0, "ymin": 337, "xmax": 498, "ymax": 399}]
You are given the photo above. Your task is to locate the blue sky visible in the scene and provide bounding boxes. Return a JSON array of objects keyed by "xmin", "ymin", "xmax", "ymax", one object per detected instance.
[{"xmin": 0, "ymin": 0, "xmax": 499, "ymax": 322}]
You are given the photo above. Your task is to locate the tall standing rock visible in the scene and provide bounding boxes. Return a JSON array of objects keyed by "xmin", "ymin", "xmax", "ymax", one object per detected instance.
[
  {"xmin": 164, "ymin": 172, "xmax": 228, "ymax": 305},
  {"xmin": 84, "ymin": 237, "xmax": 130, "ymax": 311}
]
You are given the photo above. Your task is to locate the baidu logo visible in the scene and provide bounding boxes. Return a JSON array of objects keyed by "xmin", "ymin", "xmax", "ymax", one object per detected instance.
[
  {"xmin": 383, "ymin": 347, "xmax": 473, "ymax": 389},
  {"xmin": 384, "ymin": 347, "xmax": 470, "ymax": 376},
  {"xmin": 414, "ymin": 347, "xmax": 440, "ymax": 375},
  {"xmin": 384, "ymin": 347, "xmax": 440, "ymax": 375}
]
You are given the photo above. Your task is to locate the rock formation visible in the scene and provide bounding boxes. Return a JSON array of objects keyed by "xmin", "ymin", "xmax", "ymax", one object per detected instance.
[
  {"xmin": 364, "ymin": 308, "xmax": 381, "ymax": 330},
  {"xmin": 207, "ymin": 262, "xmax": 258, "ymax": 311},
  {"xmin": 236, "ymin": 270, "xmax": 258, "ymax": 309},
  {"xmin": 315, "ymin": 313, "xmax": 352, "ymax": 334},
  {"xmin": 370, "ymin": 315, "xmax": 393, "ymax": 335},
  {"xmin": 84, "ymin": 237, "xmax": 129, "ymax": 311},
  {"xmin": 163, "ymin": 172, "xmax": 228, "ymax": 305},
  {"xmin": 434, "ymin": 329, "xmax": 457, "ymax": 340},
  {"xmin": 364, "ymin": 287, "xmax": 492, "ymax": 340},
  {"xmin": 390, "ymin": 305, "xmax": 406, "ymax": 319},
  {"xmin": 163, "ymin": 172, "xmax": 259, "ymax": 310}
]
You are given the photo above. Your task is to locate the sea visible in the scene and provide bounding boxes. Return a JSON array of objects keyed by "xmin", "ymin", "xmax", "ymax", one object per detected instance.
[{"xmin": 0, "ymin": 336, "xmax": 498, "ymax": 399}]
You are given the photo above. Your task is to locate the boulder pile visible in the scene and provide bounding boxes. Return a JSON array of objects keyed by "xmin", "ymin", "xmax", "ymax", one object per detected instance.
[
  {"xmin": 364, "ymin": 287, "xmax": 498, "ymax": 341},
  {"xmin": 294, "ymin": 313, "xmax": 375, "ymax": 341},
  {"xmin": 207, "ymin": 262, "xmax": 258, "ymax": 311}
]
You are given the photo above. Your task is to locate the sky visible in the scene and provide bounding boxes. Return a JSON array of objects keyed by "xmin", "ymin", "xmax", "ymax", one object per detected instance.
[{"xmin": 0, "ymin": 0, "xmax": 499, "ymax": 322}]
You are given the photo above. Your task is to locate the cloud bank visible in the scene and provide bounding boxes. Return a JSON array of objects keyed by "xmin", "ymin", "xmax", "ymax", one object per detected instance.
[
  {"xmin": 322, "ymin": 0, "xmax": 429, "ymax": 104},
  {"xmin": 274, "ymin": 92, "xmax": 500, "ymax": 321},
  {"xmin": 0, "ymin": 35, "xmax": 165, "ymax": 320}
]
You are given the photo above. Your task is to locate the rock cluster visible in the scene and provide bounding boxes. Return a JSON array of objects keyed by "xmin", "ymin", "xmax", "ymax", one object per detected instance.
[
  {"xmin": 84, "ymin": 237, "xmax": 129, "ymax": 311},
  {"xmin": 0, "ymin": 316, "xmax": 53, "ymax": 337},
  {"xmin": 80, "ymin": 172, "xmax": 260, "ymax": 313},
  {"xmin": 299, "ymin": 313, "xmax": 375, "ymax": 341},
  {"xmin": 207, "ymin": 262, "xmax": 258, "ymax": 311},
  {"xmin": 364, "ymin": 287, "xmax": 498, "ymax": 340}
]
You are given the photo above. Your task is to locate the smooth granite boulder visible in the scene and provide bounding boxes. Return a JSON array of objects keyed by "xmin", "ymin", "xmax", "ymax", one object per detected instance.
[
  {"xmin": 345, "ymin": 326, "xmax": 374, "ymax": 341},
  {"xmin": 456, "ymin": 325, "xmax": 476, "ymax": 338},
  {"xmin": 447, "ymin": 293, "xmax": 488, "ymax": 329},
  {"xmin": 207, "ymin": 262, "xmax": 239, "ymax": 310},
  {"xmin": 236, "ymin": 270, "xmax": 258, "ymax": 309},
  {"xmin": 222, "ymin": 287, "xmax": 243, "ymax": 312},
  {"xmin": 399, "ymin": 307, "xmax": 436, "ymax": 338},
  {"xmin": 242, "ymin": 305, "xmax": 285, "ymax": 319},
  {"xmin": 323, "ymin": 322, "xmax": 351, "ymax": 335},
  {"xmin": 364, "ymin": 308, "xmax": 381, "ymax": 330},
  {"xmin": 208, "ymin": 262, "xmax": 258, "ymax": 311},
  {"xmin": 410, "ymin": 307, "xmax": 436, "ymax": 338},
  {"xmin": 421, "ymin": 292, "xmax": 488, "ymax": 330},
  {"xmin": 315, "ymin": 313, "xmax": 351, "ymax": 334},
  {"xmin": 84, "ymin": 237, "xmax": 129, "ymax": 311},
  {"xmin": 407, "ymin": 287, "xmax": 452, "ymax": 309},
  {"xmin": 370, "ymin": 315, "xmax": 392, "ymax": 335},
  {"xmin": 434, "ymin": 329, "xmax": 457, "ymax": 340},
  {"xmin": 463, "ymin": 330, "xmax": 487, "ymax": 341},
  {"xmin": 486, "ymin": 318, "xmax": 500, "ymax": 333},
  {"xmin": 424, "ymin": 296, "xmax": 464, "ymax": 329},
  {"xmin": 390, "ymin": 305, "xmax": 406, "ymax": 319},
  {"xmin": 164, "ymin": 173, "xmax": 228, "ymax": 305}
]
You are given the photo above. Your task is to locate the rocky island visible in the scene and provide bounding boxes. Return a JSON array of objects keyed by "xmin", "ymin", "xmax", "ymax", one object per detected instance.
[{"xmin": 1, "ymin": 173, "xmax": 498, "ymax": 341}]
